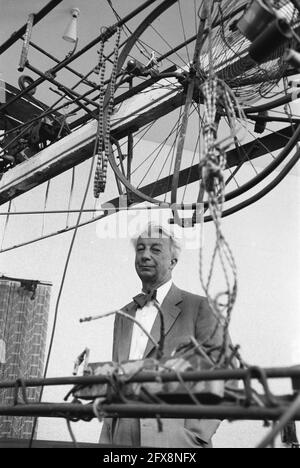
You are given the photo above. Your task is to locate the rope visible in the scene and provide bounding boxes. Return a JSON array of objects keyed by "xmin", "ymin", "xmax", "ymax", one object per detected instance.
[{"xmin": 198, "ymin": 11, "xmax": 246, "ymax": 365}]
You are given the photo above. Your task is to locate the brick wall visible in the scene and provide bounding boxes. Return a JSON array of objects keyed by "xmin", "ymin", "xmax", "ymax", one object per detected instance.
[{"xmin": 0, "ymin": 277, "xmax": 51, "ymax": 438}]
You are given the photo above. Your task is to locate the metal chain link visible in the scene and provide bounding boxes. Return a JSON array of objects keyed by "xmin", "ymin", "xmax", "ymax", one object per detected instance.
[
  {"xmin": 94, "ymin": 37, "xmax": 107, "ymax": 198},
  {"xmin": 94, "ymin": 27, "xmax": 121, "ymax": 198}
]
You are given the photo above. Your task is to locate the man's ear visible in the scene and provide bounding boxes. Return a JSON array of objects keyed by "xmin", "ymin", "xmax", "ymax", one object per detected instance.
[{"xmin": 170, "ymin": 258, "xmax": 178, "ymax": 268}]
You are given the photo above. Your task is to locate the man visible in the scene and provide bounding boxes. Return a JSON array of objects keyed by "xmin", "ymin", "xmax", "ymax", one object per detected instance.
[{"xmin": 100, "ymin": 223, "xmax": 226, "ymax": 448}]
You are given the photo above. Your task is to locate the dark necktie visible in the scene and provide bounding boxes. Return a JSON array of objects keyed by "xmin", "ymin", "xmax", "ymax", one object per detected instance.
[{"xmin": 133, "ymin": 290, "xmax": 157, "ymax": 309}]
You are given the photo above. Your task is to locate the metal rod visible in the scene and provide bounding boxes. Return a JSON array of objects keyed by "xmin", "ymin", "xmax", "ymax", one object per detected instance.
[
  {"xmin": 248, "ymin": 116, "xmax": 300, "ymax": 125},
  {"xmin": 0, "ymin": 402, "xmax": 299, "ymax": 421},
  {"xmin": 26, "ymin": 40, "xmax": 99, "ymax": 90},
  {"xmin": 26, "ymin": 62, "xmax": 99, "ymax": 112},
  {"xmin": 0, "ymin": 204, "xmax": 201, "ymax": 216},
  {"xmin": 0, "ymin": 0, "xmax": 64, "ymax": 56},
  {"xmin": 87, "ymin": 403, "xmax": 300, "ymax": 421},
  {"xmin": 0, "ymin": 367, "xmax": 299, "ymax": 390}
]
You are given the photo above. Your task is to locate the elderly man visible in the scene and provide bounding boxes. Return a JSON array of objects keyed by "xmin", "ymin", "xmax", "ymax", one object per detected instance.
[{"xmin": 100, "ymin": 223, "xmax": 226, "ymax": 448}]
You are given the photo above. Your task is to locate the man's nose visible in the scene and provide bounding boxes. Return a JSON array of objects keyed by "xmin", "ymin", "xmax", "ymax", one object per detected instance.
[{"xmin": 140, "ymin": 248, "xmax": 151, "ymax": 260}]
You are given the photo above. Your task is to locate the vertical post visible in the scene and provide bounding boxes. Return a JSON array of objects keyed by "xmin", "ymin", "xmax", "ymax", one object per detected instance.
[{"xmin": 127, "ymin": 78, "xmax": 134, "ymax": 184}]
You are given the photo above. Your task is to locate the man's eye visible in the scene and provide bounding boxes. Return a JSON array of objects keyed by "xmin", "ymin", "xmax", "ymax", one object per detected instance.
[{"xmin": 152, "ymin": 248, "xmax": 161, "ymax": 253}]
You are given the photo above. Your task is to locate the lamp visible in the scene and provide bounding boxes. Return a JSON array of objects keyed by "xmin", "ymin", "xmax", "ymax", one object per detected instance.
[{"xmin": 63, "ymin": 7, "xmax": 80, "ymax": 44}]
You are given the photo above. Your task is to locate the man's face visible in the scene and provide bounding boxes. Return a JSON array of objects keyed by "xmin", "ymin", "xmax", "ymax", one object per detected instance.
[{"xmin": 135, "ymin": 236, "xmax": 176, "ymax": 286}]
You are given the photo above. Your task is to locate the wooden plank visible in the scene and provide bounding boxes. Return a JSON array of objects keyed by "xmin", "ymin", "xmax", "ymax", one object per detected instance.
[{"xmin": 0, "ymin": 76, "xmax": 183, "ymax": 205}]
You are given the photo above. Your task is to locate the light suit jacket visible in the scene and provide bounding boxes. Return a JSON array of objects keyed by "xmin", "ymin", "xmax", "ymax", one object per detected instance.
[{"xmin": 100, "ymin": 284, "xmax": 225, "ymax": 448}]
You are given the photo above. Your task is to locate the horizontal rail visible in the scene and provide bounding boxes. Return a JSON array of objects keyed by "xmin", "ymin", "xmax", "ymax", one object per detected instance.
[
  {"xmin": 0, "ymin": 402, "xmax": 299, "ymax": 421},
  {"xmin": 0, "ymin": 366, "xmax": 299, "ymax": 389}
]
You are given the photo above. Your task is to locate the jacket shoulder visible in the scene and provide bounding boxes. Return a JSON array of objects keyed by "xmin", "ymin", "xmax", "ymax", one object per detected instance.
[{"xmin": 177, "ymin": 287, "xmax": 208, "ymax": 306}]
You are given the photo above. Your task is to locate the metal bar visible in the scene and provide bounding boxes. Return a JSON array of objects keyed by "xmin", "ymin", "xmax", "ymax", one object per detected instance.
[
  {"xmin": 0, "ymin": 205, "xmax": 201, "ymax": 216},
  {"xmin": 248, "ymin": 116, "xmax": 300, "ymax": 125},
  {"xmin": 0, "ymin": 367, "xmax": 299, "ymax": 390},
  {"xmin": 0, "ymin": 402, "xmax": 299, "ymax": 421},
  {"xmin": 27, "ymin": 40, "xmax": 99, "ymax": 90},
  {"xmin": 82, "ymin": 403, "xmax": 300, "ymax": 421},
  {"xmin": 26, "ymin": 63, "xmax": 99, "ymax": 112},
  {"xmin": 0, "ymin": 0, "xmax": 64, "ymax": 55}
]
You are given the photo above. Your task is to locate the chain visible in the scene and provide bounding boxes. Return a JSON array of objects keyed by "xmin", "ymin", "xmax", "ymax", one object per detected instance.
[
  {"xmin": 94, "ymin": 27, "xmax": 121, "ymax": 198},
  {"xmin": 94, "ymin": 36, "xmax": 106, "ymax": 198}
]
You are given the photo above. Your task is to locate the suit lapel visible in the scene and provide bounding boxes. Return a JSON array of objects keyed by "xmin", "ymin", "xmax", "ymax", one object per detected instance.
[
  {"xmin": 143, "ymin": 284, "xmax": 183, "ymax": 358},
  {"xmin": 116, "ymin": 302, "xmax": 136, "ymax": 363}
]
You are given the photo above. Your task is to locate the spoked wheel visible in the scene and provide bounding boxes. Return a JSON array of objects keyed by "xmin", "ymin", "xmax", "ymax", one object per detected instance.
[{"xmin": 98, "ymin": 0, "xmax": 300, "ymax": 223}]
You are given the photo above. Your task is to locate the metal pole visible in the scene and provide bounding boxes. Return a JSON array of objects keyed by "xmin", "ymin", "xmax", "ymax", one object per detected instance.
[
  {"xmin": 27, "ymin": 40, "xmax": 99, "ymax": 90},
  {"xmin": 0, "ymin": 367, "xmax": 299, "ymax": 390},
  {"xmin": 0, "ymin": 402, "xmax": 300, "ymax": 421}
]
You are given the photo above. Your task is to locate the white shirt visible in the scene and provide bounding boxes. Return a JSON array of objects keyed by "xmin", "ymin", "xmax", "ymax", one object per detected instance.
[{"xmin": 129, "ymin": 280, "xmax": 173, "ymax": 360}]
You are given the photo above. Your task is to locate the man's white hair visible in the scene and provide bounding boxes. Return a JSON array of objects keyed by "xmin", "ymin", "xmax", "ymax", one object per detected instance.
[{"xmin": 132, "ymin": 222, "xmax": 182, "ymax": 260}]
